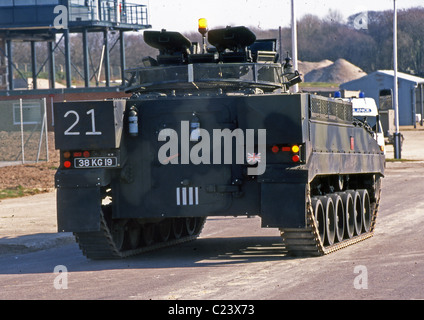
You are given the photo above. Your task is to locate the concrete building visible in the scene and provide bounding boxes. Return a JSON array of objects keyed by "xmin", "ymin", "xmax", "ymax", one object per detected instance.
[{"xmin": 340, "ymin": 70, "xmax": 424, "ymax": 126}]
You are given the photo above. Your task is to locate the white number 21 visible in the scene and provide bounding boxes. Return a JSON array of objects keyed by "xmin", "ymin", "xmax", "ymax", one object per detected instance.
[{"xmin": 64, "ymin": 108, "xmax": 102, "ymax": 136}]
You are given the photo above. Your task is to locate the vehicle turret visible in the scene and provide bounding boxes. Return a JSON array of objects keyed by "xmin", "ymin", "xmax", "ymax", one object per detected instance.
[{"xmin": 125, "ymin": 25, "xmax": 300, "ymax": 95}]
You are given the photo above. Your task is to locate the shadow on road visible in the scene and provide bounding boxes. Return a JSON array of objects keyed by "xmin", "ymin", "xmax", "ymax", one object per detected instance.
[{"xmin": 0, "ymin": 235, "xmax": 299, "ymax": 275}]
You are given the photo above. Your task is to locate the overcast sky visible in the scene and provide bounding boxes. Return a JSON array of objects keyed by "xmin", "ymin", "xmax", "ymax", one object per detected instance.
[{"xmin": 143, "ymin": 0, "xmax": 424, "ymax": 32}]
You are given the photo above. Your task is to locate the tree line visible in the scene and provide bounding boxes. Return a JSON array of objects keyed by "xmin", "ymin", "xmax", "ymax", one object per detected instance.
[
  {"xmin": 248, "ymin": 7, "xmax": 424, "ymax": 77},
  {"xmin": 290, "ymin": 7, "xmax": 424, "ymax": 76},
  {"xmin": 9, "ymin": 7, "xmax": 424, "ymax": 85}
]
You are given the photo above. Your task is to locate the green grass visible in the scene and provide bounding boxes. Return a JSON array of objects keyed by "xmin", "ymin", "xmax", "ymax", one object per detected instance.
[
  {"xmin": 0, "ymin": 185, "xmax": 45, "ymax": 200},
  {"xmin": 385, "ymin": 158, "xmax": 421, "ymax": 162}
]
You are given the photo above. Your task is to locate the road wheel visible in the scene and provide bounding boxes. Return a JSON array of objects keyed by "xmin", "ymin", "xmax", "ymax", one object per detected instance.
[
  {"xmin": 312, "ymin": 198, "xmax": 325, "ymax": 242},
  {"xmin": 359, "ymin": 189, "xmax": 371, "ymax": 232},
  {"xmin": 185, "ymin": 217, "xmax": 197, "ymax": 236},
  {"xmin": 157, "ymin": 219, "xmax": 172, "ymax": 242},
  {"xmin": 320, "ymin": 196, "xmax": 336, "ymax": 246},
  {"xmin": 339, "ymin": 192, "xmax": 354, "ymax": 239},
  {"xmin": 330, "ymin": 194, "xmax": 345, "ymax": 243},
  {"xmin": 172, "ymin": 218, "xmax": 184, "ymax": 239}
]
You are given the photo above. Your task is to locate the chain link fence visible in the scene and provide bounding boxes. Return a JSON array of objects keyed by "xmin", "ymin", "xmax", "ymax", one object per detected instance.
[{"xmin": 0, "ymin": 98, "xmax": 49, "ymax": 165}]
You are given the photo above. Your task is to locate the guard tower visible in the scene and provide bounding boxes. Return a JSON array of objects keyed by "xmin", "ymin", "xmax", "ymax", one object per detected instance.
[{"xmin": 0, "ymin": 0, "xmax": 150, "ymax": 92}]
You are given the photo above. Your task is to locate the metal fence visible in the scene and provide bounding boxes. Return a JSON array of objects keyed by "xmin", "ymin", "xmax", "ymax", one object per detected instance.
[{"xmin": 0, "ymin": 98, "xmax": 49, "ymax": 164}]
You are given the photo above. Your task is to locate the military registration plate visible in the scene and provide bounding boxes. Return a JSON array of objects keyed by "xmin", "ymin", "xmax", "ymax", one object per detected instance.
[{"xmin": 74, "ymin": 157, "xmax": 118, "ymax": 168}]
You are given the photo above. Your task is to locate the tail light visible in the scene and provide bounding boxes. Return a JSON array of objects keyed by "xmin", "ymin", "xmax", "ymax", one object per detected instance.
[
  {"xmin": 270, "ymin": 144, "xmax": 302, "ymax": 163},
  {"xmin": 292, "ymin": 154, "xmax": 300, "ymax": 163},
  {"xmin": 291, "ymin": 145, "xmax": 300, "ymax": 153},
  {"xmin": 61, "ymin": 150, "xmax": 92, "ymax": 169}
]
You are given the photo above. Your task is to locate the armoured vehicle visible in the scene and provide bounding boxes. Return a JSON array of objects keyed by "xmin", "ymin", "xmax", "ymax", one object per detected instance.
[{"xmin": 54, "ymin": 25, "xmax": 385, "ymax": 259}]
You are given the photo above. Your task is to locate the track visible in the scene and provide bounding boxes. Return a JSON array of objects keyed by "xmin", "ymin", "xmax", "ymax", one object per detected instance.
[
  {"xmin": 280, "ymin": 181, "xmax": 381, "ymax": 256},
  {"xmin": 74, "ymin": 211, "xmax": 206, "ymax": 259},
  {"xmin": 75, "ymin": 177, "xmax": 381, "ymax": 259}
]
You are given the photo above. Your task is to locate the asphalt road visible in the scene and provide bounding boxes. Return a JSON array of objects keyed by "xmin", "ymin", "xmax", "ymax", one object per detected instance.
[{"xmin": 0, "ymin": 159, "xmax": 424, "ymax": 302}]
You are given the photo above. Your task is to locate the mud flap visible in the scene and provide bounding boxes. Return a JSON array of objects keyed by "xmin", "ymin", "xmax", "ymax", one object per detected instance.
[
  {"xmin": 57, "ymin": 187, "xmax": 101, "ymax": 232},
  {"xmin": 55, "ymin": 168, "xmax": 110, "ymax": 232},
  {"xmin": 260, "ymin": 183, "xmax": 307, "ymax": 229}
]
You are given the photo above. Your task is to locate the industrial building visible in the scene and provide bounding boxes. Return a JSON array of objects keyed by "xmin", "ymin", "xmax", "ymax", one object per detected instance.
[{"xmin": 340, "ymin": 70, "xmax": 424, "ymax": 126}]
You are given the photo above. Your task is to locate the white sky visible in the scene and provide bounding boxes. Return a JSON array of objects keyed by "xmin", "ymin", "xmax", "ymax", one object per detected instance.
[{"xmin": 143, "ymin": 0, "xmax": 424, "ymax": 32}]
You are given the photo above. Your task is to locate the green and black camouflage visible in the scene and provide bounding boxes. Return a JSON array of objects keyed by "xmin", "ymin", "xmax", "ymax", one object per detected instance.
[{"xmin": 54, "ymin": 26, "xmax": 384, "ymax": 259}]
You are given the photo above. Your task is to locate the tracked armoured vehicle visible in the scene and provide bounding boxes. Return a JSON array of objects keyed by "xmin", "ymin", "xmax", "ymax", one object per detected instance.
[{"xmin": 54, "ymin": 24, "xmax": 385, "ymax": 259}]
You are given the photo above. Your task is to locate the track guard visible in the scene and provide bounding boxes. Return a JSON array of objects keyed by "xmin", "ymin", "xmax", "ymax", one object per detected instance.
[
  {"xmin": 260, "ymin": 183, "xmax": 307, "ymax": 229},
  {"xmin": 57, "ymin": 187, "xmax": 101, "ymax": 232},
  {"xmin": 56, "ymin": 169, "xmax": 110, "ymax": 232}
]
